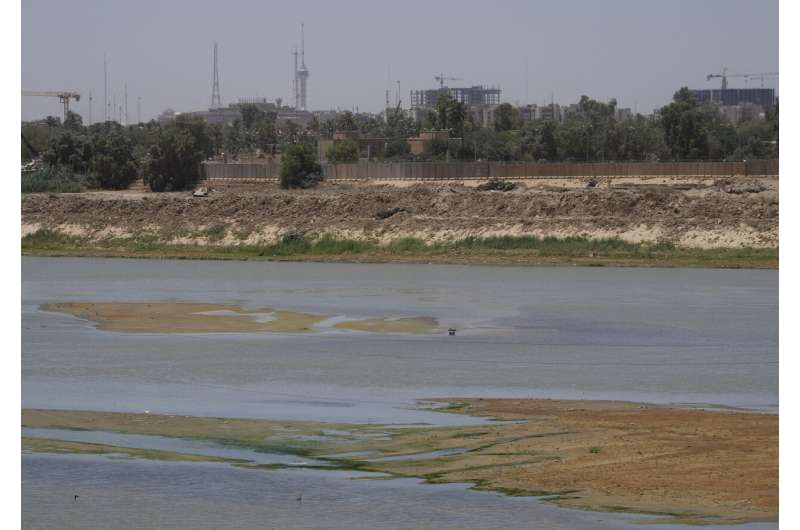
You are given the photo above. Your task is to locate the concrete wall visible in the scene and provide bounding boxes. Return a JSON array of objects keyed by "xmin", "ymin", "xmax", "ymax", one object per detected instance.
[{"xmin": 201, "ymin": 159, "xmax": 778, "ymax": 182}]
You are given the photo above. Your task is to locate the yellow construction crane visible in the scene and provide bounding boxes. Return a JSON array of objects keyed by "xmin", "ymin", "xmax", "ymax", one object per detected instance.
[{"xmin": 22, "ymin": 90, "xmax": 81, "ymax": 121}]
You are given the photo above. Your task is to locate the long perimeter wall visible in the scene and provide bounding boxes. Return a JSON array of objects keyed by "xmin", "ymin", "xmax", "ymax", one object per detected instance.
[{"xmin": 201, "ymin": 159, "xmax": 778, "ymax": 182}]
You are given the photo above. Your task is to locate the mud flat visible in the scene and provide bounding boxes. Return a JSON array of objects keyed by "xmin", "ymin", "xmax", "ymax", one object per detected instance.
[
  {"xmin": 43, "ymin": 301, "xmax": 438, "ymax": 334},
  {"xmin": 22, "ymin": 398, "xmax": 777, "ymax": 525}
]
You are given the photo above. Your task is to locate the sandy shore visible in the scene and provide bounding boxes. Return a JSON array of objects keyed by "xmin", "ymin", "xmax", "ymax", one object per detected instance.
[
  {"xmin": 22, "ymin": 399, "xmax": 777, "ymax": 524},
  {"xmin": 43, "ymin": 302, "xmax": 438, "ymax": 334}
]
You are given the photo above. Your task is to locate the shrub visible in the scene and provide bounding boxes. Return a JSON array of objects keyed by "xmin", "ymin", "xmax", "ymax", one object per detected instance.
[
  {"xmin": 21, "ymin": 166, "xmax": 96, "ymax": 193},
  {"xmin": 326, "ymin": 139, "xmax": 360, "ymax": 163},
  {"xmin": 280, "ymin": 144, "xmax": 322, "ymax": 189}
]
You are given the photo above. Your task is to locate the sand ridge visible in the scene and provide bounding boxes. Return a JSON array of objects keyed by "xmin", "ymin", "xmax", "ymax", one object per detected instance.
[{"xmin": 43, "ymin": 301, "xmax": 439, "ymax": 334}]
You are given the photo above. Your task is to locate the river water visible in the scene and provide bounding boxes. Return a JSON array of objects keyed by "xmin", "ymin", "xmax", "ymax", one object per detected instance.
[{"xmin": 21, "ymin": 257, "xmax": 778, "ymax": 529}]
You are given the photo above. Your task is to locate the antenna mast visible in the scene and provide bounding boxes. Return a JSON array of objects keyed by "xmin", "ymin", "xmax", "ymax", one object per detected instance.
[{"xmin": 103, "ymin": 54, "xmax": 107, "ymax": 122}]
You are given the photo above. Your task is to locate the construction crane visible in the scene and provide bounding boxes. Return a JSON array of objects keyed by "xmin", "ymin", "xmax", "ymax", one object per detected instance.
[
  {"xmin": 388, "ymin": 99, "xmax": 404, "ymax": 129},
  {"xmin": 706, "ymin": 68, "xmax": 746, "ymax": 90},
  {"xmin": 745, "ymin": 72, "xmax": 778, "ymax": 88},
  {"xmin": 706, "ymin": 69, "xmax": 779, "ymax": 90},
  {"xmin": 22, "ymin": 91, "xmax": 81, "ymax": 121},
  {"xmin": 435, "ymin": 73, "xmax": 462, "ymax": 89}
]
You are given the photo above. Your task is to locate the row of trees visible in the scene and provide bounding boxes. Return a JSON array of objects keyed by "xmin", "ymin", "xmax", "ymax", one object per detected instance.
[
  {"xmin": 22, "ymin": 108, "xmax": 325, "ymax": 192},
  {"xmin": 311, "ymin": 89, "xmax": 777, "ymax": 163},
  {"xmin": 414, "ymin": 89, "xmax": 778, "ymax": 163},
  {"xmin": 23, "ymin": 113, "xmax": 215, "ymax": 191},
  {"xmin": 22, "ymin": 87, "xmax": 778, "ymax": 193}
]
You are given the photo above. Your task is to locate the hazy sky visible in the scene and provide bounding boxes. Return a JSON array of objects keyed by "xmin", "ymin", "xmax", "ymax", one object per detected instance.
[{"xmin": 22, "ymin": 0, "xmax": 778, "ymax": 122}]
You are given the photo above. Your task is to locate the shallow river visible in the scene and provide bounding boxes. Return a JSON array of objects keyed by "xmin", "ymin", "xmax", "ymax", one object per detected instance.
[{"xmin": 21, "ymin": 257, "xmax": 778, "ymax": 529}]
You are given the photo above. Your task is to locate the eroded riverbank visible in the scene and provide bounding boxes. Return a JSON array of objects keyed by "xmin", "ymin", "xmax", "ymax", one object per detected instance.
[
  {"xmin": 22, "ymin": 399, "xmax": 778, "ymax": 525},
  {"xmin": 21, "ymin": 180, "xmax": 779, "ymax": 269}
]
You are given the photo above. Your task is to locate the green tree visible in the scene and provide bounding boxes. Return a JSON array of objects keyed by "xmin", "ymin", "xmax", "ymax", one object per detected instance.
[
  {"xmin": 92, "ymin": 128, "xmax": 138, "ymax": 189},
  {"xmin": 326, "ymin": 139, "xmax": 360, "ymax": 163},
  {"xmin": 280, "ymin": 143, "xmax": 322, "ymax": 189},
  {"xmin": 335, "ymin": 111, "xmax": 357, "ymax": 131},
  {"xmin": 22, "ymin": 119, "xmax": 60, "ymax": 161},
  {"xmin": 223, "ymin": 122, "xmax": 246, "ymax": 157},
  {"xmin": 766, "ymin": 98, "xmax": 779, "ymax": 154},
  {"xmin": 63, "ymin": 111, "xmax": 84, "ymax": 131},
  {"xmin": 619, "ymin": 115, "xmax": 667, "ymax": 161},
  {"xmin": 254, "ymin": 121, "xmax": 278, "ymax": 151},
  {"xmin": 384, "ymin": 138, "xmax": 410, "ymax": 159},
  {"xmin": 431, "ymin": 95, "xmax": 467, "ymax": 137},
  {"xmin": 320, "ymin": 119, "xmax": 336, "ymax": 138},
  {"xmin": 539, "ymin": 121, "xmax": 559, "ymax": 161},
  {"xmin": 659, "ymin": 87, "xmax": 717, "ymax": 160},
  {"xmin": 43, "ymin": 130, "xmax": 92, "ymax": 173},
  {"xmin": 494, "ymin": 103, "xmax": 521, "ymax": 132},
  {"xmin": 239, "ymin": 104, "xmax": 265, "ymax": 129},
  {"xmin": 144, "ymin": 116, "xmax": 213, "ymax": 191},
  {"xmin": 735, "ymin": 119, "xmax": 776, "ymax": 159}
]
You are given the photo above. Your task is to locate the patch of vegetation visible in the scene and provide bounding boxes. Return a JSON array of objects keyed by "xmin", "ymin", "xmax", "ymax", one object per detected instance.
[
  {"xmin": 434, "ymin": 401, "xmax": 470, "ymax": 413},
  {"xmin": 326, "ymin": 138, "xmax": 360, "ymax": 163},
  {"xmin": 21, "ymin": 166, "xmax": 97, "ymax": 193},
  {"xmin": 450, "ymin": 431, "xmax": 490, "ymax": 439},
  {"xmin": 589, "ymin": 446, "xmax": 601, "ymax": 454},
  {"xmin": 21, "ymin": 230, "xmax": 778, "ymax": 269},
  {"xmin": 388, "ymin": 237, "xmax": 428, "ymax": 254},
  {"xmin": 22, "ymin": 229, "xmax": 81, "ymax": 248},
  {"xmin": 202, "ymin": 223, "xmax": 227, "ymax": 241}
]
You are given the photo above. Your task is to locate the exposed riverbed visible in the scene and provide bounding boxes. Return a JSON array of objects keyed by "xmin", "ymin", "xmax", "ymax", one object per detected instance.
[{"xmin": 21, "ymin": 256, "xmax": 778, "ymax": 528}]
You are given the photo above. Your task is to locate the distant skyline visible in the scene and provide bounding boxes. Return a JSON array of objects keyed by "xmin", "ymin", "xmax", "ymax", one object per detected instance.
[{"xmin": 22, "ymin": 0, "xmax": 778, "ymax": 122}]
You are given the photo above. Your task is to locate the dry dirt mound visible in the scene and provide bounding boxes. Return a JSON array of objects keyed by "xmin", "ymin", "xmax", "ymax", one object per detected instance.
[{"xmin": 21, "ymin": 178, "xmax": 778, "ymax": 248}]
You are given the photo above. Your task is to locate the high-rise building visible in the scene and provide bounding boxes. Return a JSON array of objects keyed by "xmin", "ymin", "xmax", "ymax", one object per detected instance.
[
  {"xmin": 689, "ymin": 88, "xmax": 775, "ymax": 111},
  {"xmin": 409, "ymin": 85, "xmax": 501, "ymax": 128}
]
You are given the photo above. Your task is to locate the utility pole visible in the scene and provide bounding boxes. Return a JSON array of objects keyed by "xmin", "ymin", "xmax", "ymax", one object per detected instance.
[
  {"xmin": 137, "ymin": 96, "xmax": 141, "ymax": 124},
  {"xmin": 113, "ymin": 93, "xmax": 116, "ymax": 123}
]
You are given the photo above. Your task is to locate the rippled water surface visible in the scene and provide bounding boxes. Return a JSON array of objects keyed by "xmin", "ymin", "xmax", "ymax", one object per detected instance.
[{"xmin": 21, "ymin": 257, "xmax": 778, "ymax": 529}]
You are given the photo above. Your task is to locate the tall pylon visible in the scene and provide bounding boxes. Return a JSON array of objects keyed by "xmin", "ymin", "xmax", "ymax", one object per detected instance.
[
  {"xmin": 297, "ymin": 23, "xmax": 309, "ymax": 111},
  {"xmin": 103, "ymin": 54, "xmax": 108, "ymax": 122},
  {"xmin": 211, "ymin": 42, "xmax": 221, "ymax": 109}
]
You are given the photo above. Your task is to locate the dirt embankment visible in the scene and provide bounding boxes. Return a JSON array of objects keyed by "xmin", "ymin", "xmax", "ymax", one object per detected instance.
[{"xmin": 21, "ymin": 177, "xmax": 778, "ymax": 249}]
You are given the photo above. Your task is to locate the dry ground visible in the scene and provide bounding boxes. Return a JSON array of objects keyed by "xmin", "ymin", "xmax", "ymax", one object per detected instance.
[{"xmin": 21, "ymin": 176, "xmax": 778, "ymax": 249}]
